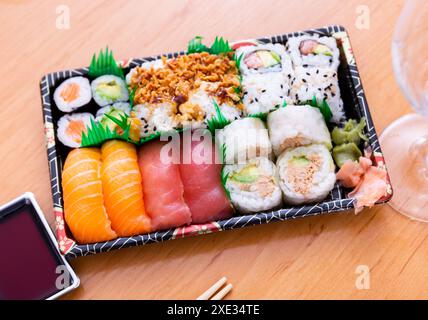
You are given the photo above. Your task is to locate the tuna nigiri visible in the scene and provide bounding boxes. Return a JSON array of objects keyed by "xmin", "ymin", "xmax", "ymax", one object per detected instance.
[
  {"xmin": 101, "ymin": 140, "xmax": 151, "ymax": 236},
  {"xmin": 138, "ymin": 140, "xmax": 192, "ymax": 231},
  {"xmin": 62, "ymin": 148, "xmax": 117, "ymax": 244},
  {"xmin": 179, "ymin": 139, "xmax": 233, "ymax": 224}
]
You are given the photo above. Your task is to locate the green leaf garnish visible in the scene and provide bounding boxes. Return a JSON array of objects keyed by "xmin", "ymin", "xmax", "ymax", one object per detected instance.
[
  {"xmin": 303, "ymin": 96, "xmax": 332, "ymax": 123},
  {"xmin": 88, "ymin": 47, "xmax": 124, "ymax": 79},
  {"xmin": 248, "ymin": 112, "xmax": 268, "ymax": 122},
  {"xmin": 219, "ymin": 143, "xmax": 231, "ymax": 200},
  {"xmin": 187, "ymin": 36, "xmax": 233, "ymax": 56},
  {"xmin": 129, "ymin": 87, "xmax": 137, "ymax": 109},
  {"xmin": 140, "ymin": 132, "xmax": 161, "ymax": 144},
  {"xmin": 187, "ymin": 36, "xmax": 209, "ymax": 54},
  {"xmin": 206, "ymin": 100, "xmax": 230, "ymax": 135},
  {"xmin": 210, "ymin": 36, "xmax": 233, "ymax": 55},
  {"xmin": 233, "ymin": 52, "xmax": 244, "ymax": 69},
  {"xmin": 80, "ymin": 117, "xmax": 134, "ymax": 147}
]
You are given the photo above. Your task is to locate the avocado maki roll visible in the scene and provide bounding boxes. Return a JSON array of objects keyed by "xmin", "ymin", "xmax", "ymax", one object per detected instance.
[
  {"xmin": 277, "ymin": 144, "xmax": 336, "ymax": 205},
  {"xmin": 224, "ymin": 157, "xmax": 282, "ymax": 213},
  {"xmin": 95, "ymin": 102, "xmax": 131, "ymax": 132},
  {"xmin": 236, "ymin": 43, "xmax": 292, "ymax": 76},
  {"xmin": 91, "ymin": 75, "xmax": 129, "ymax": 106}
]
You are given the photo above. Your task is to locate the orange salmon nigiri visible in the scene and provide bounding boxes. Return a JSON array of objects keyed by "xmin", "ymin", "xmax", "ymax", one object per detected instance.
[
  {"xmin": 62, "ymin": 148, "xmax": 117, "ymax": 244},
  {"xmin": 101, "ymin": 140, "xmax": 151, "ymax": 236}
]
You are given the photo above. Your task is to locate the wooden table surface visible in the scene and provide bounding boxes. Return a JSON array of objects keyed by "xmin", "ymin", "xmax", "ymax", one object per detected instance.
[{"xmin": 2, "ymin": 0, "xmax": 427, "ymax": 300}]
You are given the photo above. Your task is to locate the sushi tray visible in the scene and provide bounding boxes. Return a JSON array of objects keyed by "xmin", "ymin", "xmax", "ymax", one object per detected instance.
[{"xmin": 40, "ymin": 25, "xmax": 393, "ymax": 258}]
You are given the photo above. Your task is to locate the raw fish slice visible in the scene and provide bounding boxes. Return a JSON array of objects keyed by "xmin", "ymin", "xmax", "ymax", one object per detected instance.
[
  {"xmin": 101, "ymin": 140, "xmax": 151, "ymax": 236},
  {"xmin": 62, "ymin": 148, "xmax": 117, "ymax": 244},
  {"xmin": 138, "ymin": 140, "xmax": 192, "ymax": 231},
  {"xmin": 179, "ymin": 140, "xmax": 233, "ymax": 224}
]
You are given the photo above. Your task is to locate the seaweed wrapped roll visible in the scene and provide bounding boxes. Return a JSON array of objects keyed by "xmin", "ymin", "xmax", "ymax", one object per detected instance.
[
  {"xmin": 54, "ymin": 76, "xmax": 92, "ymax": 112},
  {"xmin": 91, "ymin": 75, "xmax": 129, "ymax": 106}
]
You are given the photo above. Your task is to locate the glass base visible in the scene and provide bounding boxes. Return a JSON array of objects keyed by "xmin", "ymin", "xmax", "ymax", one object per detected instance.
[{"xmin": 380, "ymin": 113, "xmax": 428, "ymax": 222}]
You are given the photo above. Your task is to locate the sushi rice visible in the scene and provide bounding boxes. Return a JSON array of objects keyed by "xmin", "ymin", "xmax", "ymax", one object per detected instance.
[
  {"xmin": 276, "ymin": 144, "xmax": 336, "ymax": 205},
  {"xmin": 91, "ymin": 75, "xmax": 129, "ymax": 107},
  {"xmin": 54, "ymin": 76, "xmax": 92, "ymax": 112},
  {"xmin": 133, "ymin": 103, "xmax": 179, "ymax": 138},
  {"xmin": 216, "ymin": 117, "xmax": 272, "ymax": 164},
  {"xmin": 57, "ymin": 112, "xmax": 94, "ymax": 148},
  {"xmin": 189, "ymin": 83, "xmax": 243, "ymax": 124},
  {"xmin": 267, "ymin": 105, "xmax": 332, "ymax": 156},
  {"xmin": 287, "ymin": 34, "xmax": 340, "ymax": 70},
  {"xmin": 224, "ymin": 157, "xmax": 282, "ymax": 213},
  {"xmin": 242, "ymin": 72, "xmax": 292, "ymax": 115},
  {"xmin": 289, "ymin": 66, "xmax": 344, "ymax": 123}
]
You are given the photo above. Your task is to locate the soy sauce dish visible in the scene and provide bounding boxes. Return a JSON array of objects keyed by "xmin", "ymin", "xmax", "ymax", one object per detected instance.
[{"xmin": 0, "ymin": 193, "xmax": 79, "ymax": 300}]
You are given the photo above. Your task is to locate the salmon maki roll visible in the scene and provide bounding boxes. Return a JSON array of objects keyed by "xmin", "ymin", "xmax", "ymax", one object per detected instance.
[
  {"xmin": 101, "ymin": 140, "xmax": 151, "ymax": 236},
  {"xmin": 62, "ymin": 148, "xmax": 117, "ymax": 244},
  {"xmin": 138, "ymin": 140, "xmax": 192, "ymax": 231}
]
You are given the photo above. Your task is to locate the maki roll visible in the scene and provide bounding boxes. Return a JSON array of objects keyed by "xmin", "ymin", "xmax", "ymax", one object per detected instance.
[
  {"xmin": 236, "ymin": 43, "xmax": 293, "ymax": 115},
  {"xmin": 236, "ymin": 43, "xmax": 292, "ymax": 76},
  {"xmin": 57, "ymin": 113, "xmax": 94, "ymax": 148},
  {"xmin": 277, "ymin": 144, "xmax": 336, "ymax": 205},
  {"xmin": 216, "ymin": 117, "xmax": 272, "ymax": 164},
  {"xmin": 267, "ymin": 105, "xmax": 332, "ymax": 156},
  {"xmin": 53, "ymin": 76, "xmax": 92, "ymax": 112},
  {"xmin": 289, "ymin": 67, "xmax": 344, "ymax": 123},
  {"xmin": 287, "ymin": 35, "xmax": 340, "ymax": 70},
  {"xmin": 91, "ymin": 75, "xmax": 129, "ymax": 106},
  {"xmin": 224, "ymin": 157, "xmax": 282, "ymax": 213},
  {"xmin": 95, "ymin": 102, "xmax": 130, "ymax": 121},
  {"xmin": 95, "ymin": 102, "xmax": 131, "ymax": 136}
]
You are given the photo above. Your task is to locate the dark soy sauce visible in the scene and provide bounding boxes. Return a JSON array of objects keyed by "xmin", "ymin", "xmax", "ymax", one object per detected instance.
[{"xmin": 0, "ymin": 199, "xmax": 66, "ymax": 300}]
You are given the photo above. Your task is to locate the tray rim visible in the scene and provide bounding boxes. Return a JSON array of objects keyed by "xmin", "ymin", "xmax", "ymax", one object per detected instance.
[{"xmin": 39, "ymin": 24, "xmax": 393, "ymax": 258}]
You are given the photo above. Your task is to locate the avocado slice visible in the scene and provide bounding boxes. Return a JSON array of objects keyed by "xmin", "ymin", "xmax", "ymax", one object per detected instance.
[
  {"xmin": 96, "ymin": 81, "xmax": 122, "ymax": 100},
  {"xmin": 313, "ymin": 44, "xmax": 333, "ymax": 57},
  {"xmin": 231, "ymin": 164, "xmax": 260, "ymax": 184},
  {"xmin": 100, "ymin": 109, "xmax": 126, "ymax": 132},
  {"xmin": 257, "ymin": 50, "xmax": 280, "ymax": 68},
  {"xmin": 289, "ymin": 155, "xmax": 310, "ymax": 167}
]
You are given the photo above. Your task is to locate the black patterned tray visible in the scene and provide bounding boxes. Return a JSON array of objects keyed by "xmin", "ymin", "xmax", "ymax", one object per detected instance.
[{"xmin": 39, "ymin": 25, "xmax": 392, "ymax": 258}]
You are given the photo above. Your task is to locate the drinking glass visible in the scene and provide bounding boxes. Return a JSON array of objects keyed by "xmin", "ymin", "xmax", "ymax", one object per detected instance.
[{"xmin": 379, "ymin": 0, "xmax": 428, "ymax": 221}]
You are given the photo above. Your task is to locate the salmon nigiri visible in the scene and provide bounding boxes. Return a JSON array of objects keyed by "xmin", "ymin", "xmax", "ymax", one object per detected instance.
[
  {"xmin": 101, "ymin": 140, "xmax": 151, "ymax": 236},
  {"xmin": 62, "ymin": 148, "xmax": 117, "ymax": 244},
  {"xmin": 138, "ymin": 140, "xmax": 192, "ymax": 231}
]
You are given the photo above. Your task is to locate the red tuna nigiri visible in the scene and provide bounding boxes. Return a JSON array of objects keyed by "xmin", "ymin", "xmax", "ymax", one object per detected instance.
[
  {"xmin": 138, "ymin": 140, "xmax": 192, "ymax": 231},
  {"xmin": 179, "ymin": 139, "xmax": 233, "ymax": 224}
]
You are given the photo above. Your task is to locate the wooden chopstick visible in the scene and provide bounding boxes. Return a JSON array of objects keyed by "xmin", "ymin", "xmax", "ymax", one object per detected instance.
[
  {"xmin": 196, "ymin": 276, "xmax": 232, "ymax": 300},
  {"xmin": 210, "ymin": 283, "xmax": 233, "ymax": 300}
]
